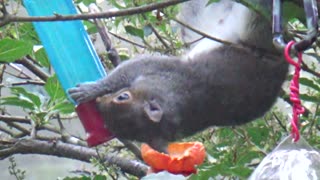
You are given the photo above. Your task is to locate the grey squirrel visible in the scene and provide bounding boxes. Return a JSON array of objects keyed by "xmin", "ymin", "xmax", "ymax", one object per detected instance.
[{"xmin": 68, "ymin": 0, "xmax": 288, "ymax": 152}]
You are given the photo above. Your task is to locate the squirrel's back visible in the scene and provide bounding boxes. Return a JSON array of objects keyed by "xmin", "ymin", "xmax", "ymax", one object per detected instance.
[{"xmin": 178, "ymin": 46, "xmax": 288, "ymax": 135}]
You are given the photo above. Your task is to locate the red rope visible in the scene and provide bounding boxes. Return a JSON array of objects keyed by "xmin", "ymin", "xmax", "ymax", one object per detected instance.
[{"xmin": 284, "ymin": 41, "xmax": 305, "ymax": 142}]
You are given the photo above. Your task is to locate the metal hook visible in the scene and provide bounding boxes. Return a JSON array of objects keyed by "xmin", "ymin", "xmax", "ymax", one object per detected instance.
[{"xmin": 272, "ymin": 0, "xmax": 319, "ymax": 52}]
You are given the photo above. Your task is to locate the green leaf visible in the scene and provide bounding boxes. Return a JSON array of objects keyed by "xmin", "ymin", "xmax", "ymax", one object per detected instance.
[
  {"xmin": 189, "ymin": 164, "xmax": 222, "ymax": 180},
  {"xmin": 63, "ymin": 176, "xmax": 91, "ymax": 180},
  {"xmin": 109, "ymin": 0, "xmax": 126, "ymax": 9},
  {"xmin": 83, "ymin": 21, "xmax": 97, "ymax": 34},
  {"xmin": 52, "ymin": 101, "xmax": 75, "ymax": 114},
  {"xmin": 227, "ymin": 166, "xmax": 252, "ymax": 178},
  {"xmin": 93, "ymin": 175, "xmax": 107, "ymax": 180},
  {"xmin": 18, "ymin": 23, "xmax": 40, "ymax": 44},
  {"xmin": 119, "ymin": 53, "xmax": 130, "ymax": 61},
  {"xmin": 247, "ymin": 126, "xmax": 269, "ymax": 145},
  {"xmin": 34, "ymin": 112, "xmax": 47, "ymax": 121},
  {"xmin": 283, "ymin": 2, "xmax": 305, "ymax": 23},
  {"xmin": 114, "ymin": 17, "xmax": 124, "ymax": 27},
  {"xmin": 0, "ymin": 38, "xmax": 33, "ymax": 62},
  {"xmin": 216, "ymin": 128, "xmax": 235, "ymax": 139},
  {"xmin": 81, "ymin": 0, "xmax": 96, "ymax": 6},
  {"xmin": 34, "ymin": 47, "xmax": 50, "ymax": 67},
  {"xmin": 45, "ymin": 75, "xmax": 66, "ymax": 102},
  {"xmin": 0, "ymin": 97, "xmax": 35, "ymax": 110},
  {"xmin": 238, "ymin": 152, "xmax": 260, "ymax": 166},
  {"xmin": 207, "ymin": 0, "xmax": 220, "ymax": 6},
  {"xmin": 10, "ymin": 87, "xmax": 42, "ymax": 108},
  {"xmin": 300, "ymin": 94, "xmax": 320, "ymax": 103},
  {"xmin": 299, "ymin": 77, "xmax": 320, "ymax": 92},
  {"xmin": 125, "ymin": 25, "xmax": 144, "ymax": 39}
]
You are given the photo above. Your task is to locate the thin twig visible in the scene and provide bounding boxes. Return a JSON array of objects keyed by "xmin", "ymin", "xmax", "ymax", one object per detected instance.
[
  {"xmin": 134, "ymin": 2, "xmax": 170, "ymax": 49},
  {"xmin": 4, "ymin": 121, "xmax": 30, "ymax": 135},
  {"xmin": 0, "ymin": 80, "xmax": 45, "ymax": 88},
  {"xmin": 171, "ymin": 15, "xmax": 234, "ymax": 46},
  {"xmin": 95, "ymin": 148, "xmax": 111, "ymax": 175},
  {"xmin": 89, "ymin": 4, "xmax": 121, "ymax": 67},
  {"xmin": 0, "ymin": 64, "xmax": 5, "ymax": 85},
  {"xmin": 0, "ymin": 0, "xmax": 7, "ymax": 16},
  {"xmin": 301, "ymin": 61, "xmax": 320, "ymax": 78},
  {"xmin": 30, "ymin": 118, "xmax": 37, "ymax": 138},
  {"xmin": 0, "ymin": 115, "xmax": 86, "ymax": 145},
  {"xmin": 54, "ymin": 115, "xmax": 86, "ymax": 146},
  {"xmin": 184, "ymin": 37, "xmax": 205, "ymax": 47},
  {"xmin": 232, "ymin": 128, "xmax": 267, "ymax": 155},
  {"xmin": 108, "ymin": 31, "xmax": 146, "ymax": 49},
  {"xmin": 0, "ymin": 126, "xmax": 15, "ymax": 137},
  {"xmin": 0, "ymin": 0, "xmax": 189, "ymax": 27},
  {"xmin": 13, "ymin": 132, "xmax": 29, "ymax": 139},
  {"xmin": 56, "ymin": 115, "xmax": 66, "ymax": 138},
  {"xmin": 7, "ymin": 63, "xmax": 31, "ymax": 79},
  {"xmin": 16, "ymin": 57, "xmax": 49, "ymax": 81},
  {"xmin": 168, "ymin": 12, "xmax": 279, "ymax": 56},
  {"xmin": 272, "ymin": 112, "xmax": 288, "ymax": 133}
]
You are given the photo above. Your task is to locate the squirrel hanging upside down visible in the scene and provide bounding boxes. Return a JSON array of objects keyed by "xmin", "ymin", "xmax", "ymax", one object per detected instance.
[{"xmin": 68, "ymin": 0, "xmax": 288, "ymax": 153}]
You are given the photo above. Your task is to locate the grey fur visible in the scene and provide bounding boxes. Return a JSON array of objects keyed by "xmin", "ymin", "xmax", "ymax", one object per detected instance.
[{"xmin": 68, "ymin": 0, "xmax": 288, "ymax": 152}]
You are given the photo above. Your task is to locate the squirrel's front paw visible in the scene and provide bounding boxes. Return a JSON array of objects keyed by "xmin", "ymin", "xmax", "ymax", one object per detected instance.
[{"xmin": 68, "ymin": 82, "xmax": 97, "ymax": 104}]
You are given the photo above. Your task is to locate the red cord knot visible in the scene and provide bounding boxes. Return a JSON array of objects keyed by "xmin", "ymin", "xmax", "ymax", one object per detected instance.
[{"xmin": 284, "ymin": 41, "xmax": 305, "ymax": 142}]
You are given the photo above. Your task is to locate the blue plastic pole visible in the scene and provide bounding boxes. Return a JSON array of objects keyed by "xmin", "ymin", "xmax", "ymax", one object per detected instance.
[{"xmin": 23, "ymin": 0, "xmax": 114, "ymax": 146}]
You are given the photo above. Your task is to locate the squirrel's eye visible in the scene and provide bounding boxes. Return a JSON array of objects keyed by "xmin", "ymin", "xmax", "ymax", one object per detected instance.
[{"xmin": 114, "ymin": 91, "xmax": 131, "ymax": 102}]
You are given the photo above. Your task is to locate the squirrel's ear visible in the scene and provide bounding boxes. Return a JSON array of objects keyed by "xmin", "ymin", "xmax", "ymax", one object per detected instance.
[{"xmin": 144, "ymin": 100, "xmax": 163, "ymax": 123}]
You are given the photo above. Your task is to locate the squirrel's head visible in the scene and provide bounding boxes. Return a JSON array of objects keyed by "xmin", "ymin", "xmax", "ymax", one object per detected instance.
[{"xmin": 96, "ymin": 85, "xmax": 174, "ymax": 152}]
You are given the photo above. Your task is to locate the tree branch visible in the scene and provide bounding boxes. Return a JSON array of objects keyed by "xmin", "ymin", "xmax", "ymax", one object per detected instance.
[
  {"xmin": 0, "ymin": 0, "xmax": 189, "ymax": 27},
  {"xmin": 0, "ymin": 115, "xmax": 30, "ymax": 124},
  {"xmin": 89, "ymin": 4, "xmax": 121, "ymax": 67},
  {"xmin": 0, "ymin": 139, "xmax": 148, "ymax": 177},
  {"xmin": 15, "ymin": 58, "xmax": 49, "ymax": 81}
]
